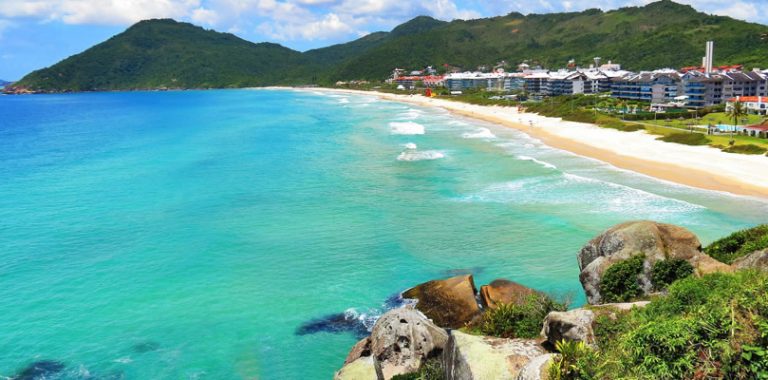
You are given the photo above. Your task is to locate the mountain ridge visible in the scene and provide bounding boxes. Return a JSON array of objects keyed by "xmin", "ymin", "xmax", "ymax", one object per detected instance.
[{"xmin": 12, "ymin": 0, "xmax": 768, "ymax": 92}]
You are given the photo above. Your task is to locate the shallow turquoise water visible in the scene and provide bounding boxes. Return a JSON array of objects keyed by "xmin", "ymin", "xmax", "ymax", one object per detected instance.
[{"xmin": 0, "ymin": 89, "xmax": 766, "ymax": 379}]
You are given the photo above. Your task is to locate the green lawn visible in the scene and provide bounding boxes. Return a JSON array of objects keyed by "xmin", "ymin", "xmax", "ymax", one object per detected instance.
[{"xmin": 644, "ymin": 112, "xmax": 765, "ymax": 130}]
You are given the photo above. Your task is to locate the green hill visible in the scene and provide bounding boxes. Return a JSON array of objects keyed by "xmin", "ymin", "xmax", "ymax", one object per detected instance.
[
  {"xmin": 12, "ymin": 0, "xmax": 768, "ymax": 92},
  {"xmin": 330, "ymin": 0, "xmax": 768, "ymax": 80},
  {"xmin": 15, "ymin": 19, "xmax": 312, "ymax": 91}
]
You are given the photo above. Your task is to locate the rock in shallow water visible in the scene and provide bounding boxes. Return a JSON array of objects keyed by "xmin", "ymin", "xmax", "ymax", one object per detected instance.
[
  {"xmin": 14, "ymin": 360, "xmax": 66, "ymax": 380},
  {"xmin": 480, "ymin": 279, "xmax": 538, "ymax": 309},
  {"xmin": 402, "ymin": 275, "xmax": 481, "ymax": 329},
  {"xmin": 295, "ymin": 311, "xmax": 369, "ymax": 338},
  {"xmin": 370, "ymin": 308, "xmax": 448, "ymax": 380}
]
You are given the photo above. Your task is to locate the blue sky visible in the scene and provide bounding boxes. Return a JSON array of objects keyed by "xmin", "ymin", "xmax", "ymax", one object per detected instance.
[{"xmin": 1, "ymin": 0, "xmax": 767, "ymax": 80}]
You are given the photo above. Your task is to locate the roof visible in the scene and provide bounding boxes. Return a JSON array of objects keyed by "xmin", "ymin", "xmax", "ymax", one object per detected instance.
[
  {"xmin": 727, "ymin": 96, "xmax": 768, "ymax": 103},
  {"xmin": 744, "ymin": 124, "xmax": 768, "ymax": 131}
]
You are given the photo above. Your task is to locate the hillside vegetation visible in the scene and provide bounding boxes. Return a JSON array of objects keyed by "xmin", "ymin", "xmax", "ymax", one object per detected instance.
[{"xmin": 13, "ymin": 0, "xmax": 768, "ymax": 91}]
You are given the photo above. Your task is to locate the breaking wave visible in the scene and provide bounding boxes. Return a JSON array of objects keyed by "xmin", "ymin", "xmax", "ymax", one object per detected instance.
[
  {"xmin": 462, "ymin": 127, "xmax": 497, "ymax": 139},
  {"xmin": 390, "ymin": 121, "xmax": 425, "ymax": 135},
  {"xmin": 516, "ymin": 155, "xmax": 557, "ymax": 169}
]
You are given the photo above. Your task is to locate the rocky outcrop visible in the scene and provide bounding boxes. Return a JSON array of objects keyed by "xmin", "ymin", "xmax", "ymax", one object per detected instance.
[
  {"xmin": 402, "ymin": 275, "xmax": 481, "ymax": 328},
  {"xmin": 480, "ymin": 279, "xmax": 538, "ymax": 309},
  {"xmin": 517, "ymin": 353, "xmax": 557, "ymax": 380},
  {"xmin": 578, "ymin": 221, "xmax": 731, "ymax": 304},
  {"xmin": 370, "ymin": 308, "xmax": 449, "ymax": 380},
  {"xmin": 733, "ymin": 249, "xmax": 768, "ymax": 271},
  {"xmin": 541, "ymin": 309, "xmax": 595, "ymax": 346},
  {"xmin": 443, "ymin": 331, "xmax": 546, "ymax": 380},
  {"xmin": 591, "ymin": 301, "xmax": 650, "ymax": 312},
  {"xmin": 345, "ymin": 337, "xmax": 371, "ymax": 365},
  {"xmin": 334, "ymin": 356, "xmax": 377, "ymax": 380}
]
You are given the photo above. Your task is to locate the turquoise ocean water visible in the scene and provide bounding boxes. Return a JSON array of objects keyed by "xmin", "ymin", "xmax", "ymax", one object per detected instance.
[{"xmin": 1, "ymin": 89, "xmax": 767, "ymax": 379}]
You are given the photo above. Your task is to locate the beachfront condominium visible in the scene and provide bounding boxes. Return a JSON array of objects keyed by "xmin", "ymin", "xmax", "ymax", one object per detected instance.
[
  {"xmin": 682, "ymin": 70, "xmax": 768, "ymax": 109},
  {"xmin": 610, "ymin": 71, "xmax": 683, "ymax": 103}
]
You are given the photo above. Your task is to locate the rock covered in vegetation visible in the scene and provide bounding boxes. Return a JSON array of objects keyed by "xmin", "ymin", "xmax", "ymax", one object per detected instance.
[
  {"xmin": 402, "ymin": 275, "xmax": 481, "ymax": 328},
  {"xmin": 480, "ymin": 279, "xmax": 538, "ymax": 309},
  {"xmin": 578, "ymin": 221, "xmax": 730, "ymax": 304},
  {"xmin": 733, "ymin": 248, "xmax": 768, "ymax": 271},
  {"xmin": 443, "ymin": 331, "xmax": 546, "ymax": 380},
  {"xmin": 516, "ymin": 353, "xmax": 557, "ymax": 380},
  {"xmin": 370, "ymin": 308, "xmax": 449, "ymax": 379},
  {"xmin": 334, "ymin": 356, "xmax": 377, "ymax": 380},
  {"xmin": 541, "ymin": 309, "xmax": 595, "ymax": 346}
]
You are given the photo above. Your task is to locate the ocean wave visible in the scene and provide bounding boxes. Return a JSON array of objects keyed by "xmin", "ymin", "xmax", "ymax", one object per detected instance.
[
  {"xmin": 458, "ymin": 172, "xmax": 704, "ymax": 215},
  {"xmin": 462, "ymin": 127, "xmax": 497, "ymax": 139},
  {"xmin": 397, "ymin": 109, "xmax": 423, "ymax": 120},
  {"xmin": 516, "ymin": 155, "xmax": 557, "ymax": 169},
  {"xmin": 338, "ymin": 98, "xmax": 350, "ymax": 104},
  {"xmin": 397, "ymin": 150, "xmax": 445, "ymax": 162},
  {"xmin": 403, "ymin": 142, "xmax": 418, "ymax": 150},
  {"xmin": 390, "ymin": 121, "xmax": 425, "ymax": 135}
]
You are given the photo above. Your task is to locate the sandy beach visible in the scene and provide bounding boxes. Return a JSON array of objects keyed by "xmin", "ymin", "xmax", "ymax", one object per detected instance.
[{"xmin": 275, "ymin": 87, "xmax": 768, "ymax": 200}]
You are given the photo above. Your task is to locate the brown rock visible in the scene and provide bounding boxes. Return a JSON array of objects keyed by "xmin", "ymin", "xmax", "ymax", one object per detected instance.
[
  {"xmin": 402, "ymin": 275, "xmax": 480, "ymax": 328},
  {"xmin": 345, "ymin": 337, "xmax": 371, "ymax": 365},
  {"xmin": 443, "ymin": 331, "xmax": 546, "ymax": 380},
  {"xmin": 480, "ymin": 279, "xmax": 538, "ymax": 309},
  {"xmin": 577, "ymin": 221, "xmax": 731, "ymax": 304},
  {"xmin": 541, "ymin": 309, "xmax": 595, "ymax": 346}
]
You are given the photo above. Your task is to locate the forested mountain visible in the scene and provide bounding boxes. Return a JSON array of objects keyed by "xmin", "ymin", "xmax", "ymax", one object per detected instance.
[{"xmin": 12, "ymin": 0, "xmax": 768, "ymax": 92}]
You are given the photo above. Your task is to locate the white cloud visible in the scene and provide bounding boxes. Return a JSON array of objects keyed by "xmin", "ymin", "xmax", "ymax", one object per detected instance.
[{"xmin": 0, "ymin": 0, "xmax": 202, "ymax": 25}]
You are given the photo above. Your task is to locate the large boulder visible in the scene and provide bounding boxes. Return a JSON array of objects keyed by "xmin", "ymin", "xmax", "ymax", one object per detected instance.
[
  {"xmin": 733, "ymin": 249, "xmax": 768, "ymax": 271},
  {"xmin": 516, "ymin": 353, "xmax": 557, "ymax": 380},
  {"xmin": 345, "ymin": 337, "xmax": 371, "ymax": 365},
  {"xmin": 480, "ymin": 279, "xmax": 538, "ymax": 309},
  {"xmin": 578, "ymin": 221, "xmax": 731, "ymax": 304},
  {"xmin": 335, "ymin": 356, "xmax": 377, "ymax": 380},
  {"xmin": 402, "ymin": 275, "xmax": 481, "ymax": 328},
  {"xmin": 541, "ymin": 309, "xmax": 595, "ymax": 347},
  {"xmin": 370, "ymin": 308, "xmax": 449, "ymax": 380},
  {"xmin": 443, "ymin": 331, "xmax": 546, "ymax": 380}
]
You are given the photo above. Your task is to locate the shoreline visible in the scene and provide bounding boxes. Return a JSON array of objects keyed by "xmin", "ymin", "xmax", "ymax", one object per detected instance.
[{"xmin": 277, "ymin": 86, "xmax": 768, "ymax": 200}]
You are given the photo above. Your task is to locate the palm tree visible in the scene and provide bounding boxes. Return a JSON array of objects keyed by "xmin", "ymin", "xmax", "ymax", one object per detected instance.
[{"xmin": 726, "ymin": 100, "xmax": 745, "ymax": 145}]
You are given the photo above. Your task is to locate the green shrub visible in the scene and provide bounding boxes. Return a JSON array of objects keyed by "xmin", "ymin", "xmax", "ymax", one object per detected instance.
[
  {"xmin": 548, "ymin": 340, "xmax": 603, "ymax": 380},
  {"xmin": 479, "ymin": 294, "xmax": 565, "ymax": 338},
  {"xmin": 391, "ymin": 357, "xmax": 444, "ymax": 380},
  {"xmin": 597, "ymin": 119, "xmax": 645, "ymax": 132},
  {"xmin": 651, "ymin": 259, "xmax": 694, "ymax": 290},
  {"xmin": 705, "ymin": 225, "xmax": 768, "ymax": 264},
  {"xmin": 622, "ymin": 317, "xmax": 700, "ymax": 378},
  {"xmin": 600, "ymin": 255, "xmax": 645, "ymax": 303},
  {"xmin": 722, "ymin": 144, "xmax": 768, "ymax": 155},
  {"xmin": 657, "ymin": 132, "xmax": 710, "ymax": 145}
]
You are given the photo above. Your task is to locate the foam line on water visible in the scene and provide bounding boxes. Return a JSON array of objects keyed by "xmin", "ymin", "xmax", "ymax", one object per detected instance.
[
  {"xmin": 462, "ymin": 127, "xmax": 496, "ymax": 139},
  {"xmin": 390, "ymin": 121, "xmax": 425, "ymax": 135},
  {"xmin": 516, "ymin": 155, "xmax": 557, "ymax": 169}
]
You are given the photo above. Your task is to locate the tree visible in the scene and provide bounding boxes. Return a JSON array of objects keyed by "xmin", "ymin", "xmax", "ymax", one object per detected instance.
[{"xmin": 726, "ymin": 100, "xmax": 745, "ymax": 145}]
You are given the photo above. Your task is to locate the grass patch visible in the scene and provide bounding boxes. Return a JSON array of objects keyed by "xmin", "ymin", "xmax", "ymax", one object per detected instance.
[
  {"xmin": 600, "ymin": 255, "xmax": 645, "ymax": 303},
  {"xmin": 722, "ymin": 144, "xmax": 768, "ymax": 155},
  {"xmin": 705, "ymin": 225, "xmax": 768, "ymax": 264},
  {"xmin": 553, "ymin": 270, "xmax": 768, "ymax": 379},
  {"xmin": 391, "ymin": 356, "xmax": 444, "ymax": 380},
  {"xmin": 597, "ymin": 119, "xmax": 645, "ymax": 132},
  {"xmin": 657, "ymin": 132, "xmax": 710, "ymax": 146},
  {"xmin": 479, "ymin": 294, "xmax": 566, "ymax": 338}
]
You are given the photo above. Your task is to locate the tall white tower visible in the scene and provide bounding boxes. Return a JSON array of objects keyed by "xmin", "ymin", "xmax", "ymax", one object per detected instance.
[{"xmin": 705, "ymin": 41, "xmax": 714, "ymax": 74}]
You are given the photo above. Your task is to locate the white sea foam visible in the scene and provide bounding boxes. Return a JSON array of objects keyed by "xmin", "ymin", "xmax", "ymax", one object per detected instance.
[
  {"xmin": 390, "ymin": 121, "xmax": 425, "ymax": 135},
  {"xmin": 403, "ymin": 142, "xmax": 418, "ymax": 150},
  {"xmin": 462, "ymin": 127, "xmax": 496, "ymax": 139},
  {"xmin": 516, "ymin": 155, "xmax": 557, "ymax": 169},
  {"xmin": 459, "ymin": 172, "xmax": 704, "ymax": 215},
  {"xmin": 338, "ymin": 98, "xmax": 350, "ymax": 104},
  {"xmin": 113, "ymin": 357, "xmax": 133, "ymax": 364},
  {"xmin": 397, "ymin": 150, "xmax": 445, "ymax": 161},
  {"xmin": 397, "ymin": 109, "xmax": 423, "ymax": 120}
]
